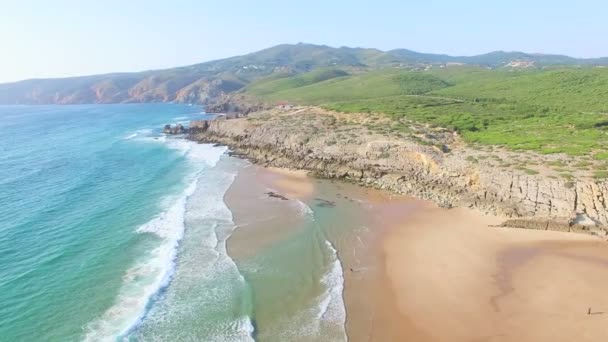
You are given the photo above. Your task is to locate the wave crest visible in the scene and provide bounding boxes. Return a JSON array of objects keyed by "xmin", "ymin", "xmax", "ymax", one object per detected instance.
[{"xmin": 83, "ymin": 141, "xmax": 232, "ymax": 341}]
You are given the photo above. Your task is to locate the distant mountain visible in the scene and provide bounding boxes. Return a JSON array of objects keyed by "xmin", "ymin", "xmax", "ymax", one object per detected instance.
[
  {"xmin": 389, "ymin": 49, "xmax": 608, "ymax": 67},
  {"xmin": 1, "ymin": 43, "xmax": 607, "ymax": 105}
]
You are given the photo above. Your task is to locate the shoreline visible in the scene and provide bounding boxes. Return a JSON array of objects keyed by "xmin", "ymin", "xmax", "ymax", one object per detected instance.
[
  {"xmin": 188, "ymin": 107, "xmax": 608, "ymax": 235},
  {"xmin": 224, "ymin": 162, "xmax": 422, "ymax": 340},
  {"xmin": 223, "ymin": 159, "xmax": 608, "ymax": 341},
  {"xmin": 195, "ymin": 106, "xmax": 608, "ymax": 339},
  {"xmin": 224, "ymin": 162, "xmax": 348, "ymax": 340}
]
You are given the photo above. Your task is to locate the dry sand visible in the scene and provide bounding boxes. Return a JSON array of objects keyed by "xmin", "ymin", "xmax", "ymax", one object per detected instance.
[
  {"xmin": 385, "ymin": 204, "xmax": 608, "ymax": 341},
  {"xmin": 263, "ymin": 167, "xmax": 313, "ymax": 200}
]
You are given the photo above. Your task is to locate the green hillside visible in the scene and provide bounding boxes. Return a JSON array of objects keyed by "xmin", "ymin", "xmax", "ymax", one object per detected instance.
[
  {"xmin": 249, "ymin": 69, "xmax": 451, "ymax": 103},
  {"xmin": 430, "ymin": 67, "xmax": 608, "ymax": 112},
  {"xmin": 243, "ymin": 66, "xmax": 608, "ymax": 155},
  {"xmin": 245, "ymin": 68, "xmax": 350, "ymax": 96},
  {"xmin": 3, "ymin": 43, "xmax": 608, "ymax": 105}
]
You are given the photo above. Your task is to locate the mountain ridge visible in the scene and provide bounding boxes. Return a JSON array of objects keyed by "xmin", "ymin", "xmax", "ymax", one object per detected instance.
[{"xmin": 1, "ymin": 43, "xmax": 607, "ymax": 105}]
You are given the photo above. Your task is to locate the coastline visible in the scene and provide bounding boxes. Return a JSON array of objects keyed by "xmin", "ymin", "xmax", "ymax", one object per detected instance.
[
  {"xmin": 223, "ymin": 161, "xmax": 608, "ymax": 341},
  {"xmin": 192, "ymin": 106, "xmax": 608, "ymax": 340},
  {"xmin": 224, "ymin": 162, "xmax": 421, "ymax": 340},
  {"xmin": 188, "ymin": 106, "xmax": 608, "ymax": 234},
  {"xmin": 224, "ymin": 163, "xmax": 348, "ymax": 340}
]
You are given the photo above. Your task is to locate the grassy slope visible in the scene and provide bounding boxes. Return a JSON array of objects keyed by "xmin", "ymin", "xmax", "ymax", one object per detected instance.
[
  {"xmin": 244, "ymin": 68, "xmax": 350, "ymax": 96},
  {"xmin": 244, "ymin": 66, "xmax": 608, "ymax": 156},
  {"xmin": 252, "ymin": 69, "xmax": 451, "ymax": 103}
]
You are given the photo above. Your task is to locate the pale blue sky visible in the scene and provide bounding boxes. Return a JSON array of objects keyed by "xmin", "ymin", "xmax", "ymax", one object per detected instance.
[{"xmin": 1, "ymin": 0, "xmax": 606, "ymax": 83}]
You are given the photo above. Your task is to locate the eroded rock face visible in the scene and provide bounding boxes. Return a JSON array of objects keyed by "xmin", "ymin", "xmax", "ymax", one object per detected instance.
[
  {"xmin": 203, "ymin": 93, "xmax": 269, "ymax": 115},
  {"xmin": 189, "ymin": 108, "xmax": 608, "ymax": 235}
]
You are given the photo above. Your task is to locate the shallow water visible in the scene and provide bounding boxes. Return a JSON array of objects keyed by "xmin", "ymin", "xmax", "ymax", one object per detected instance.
[{"xmin": 0, "ymin": 104, "xmax": 354, "ymax": 341}]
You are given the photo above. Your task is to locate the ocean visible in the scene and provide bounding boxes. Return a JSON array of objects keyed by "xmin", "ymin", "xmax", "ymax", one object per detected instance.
[{"xmin": 0, "ymin": 104, "xmax": 348, "ymax": 341}]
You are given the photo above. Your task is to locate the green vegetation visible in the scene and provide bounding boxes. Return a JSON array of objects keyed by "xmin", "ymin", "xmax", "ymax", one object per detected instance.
[
  {"xmin": 594, "ymin": 170, "xmax": 608, "ymax": 179},
  {"xmin": 245, "ymin": 68, "xmax": 349, "ymax": 96},
  {"xmin": 3, "ymin": 42, "xmax": 607, "ymax": 157},
  {"xmin": 249, "ymin": 69, "xmax": 451, "ymax": 104},
  {"xmin": 594, "ymin": 151, "xmax": 608, "ymax": 160},
  {"xmin": 517, "ymin": 167, "xmax": 540, "ymax": 175},
  {"xmin": 244, "ymin": 66, "xmax": 608, "ymax": 155}
]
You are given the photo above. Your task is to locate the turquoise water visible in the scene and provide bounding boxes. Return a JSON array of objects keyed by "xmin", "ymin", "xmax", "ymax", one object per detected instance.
[
  {"xmin": 0, "ymin": 104, "xmax": 348, "ymax": 342},
  {"xmin": 0, "ymin": 104, "xmax": 218, "ymax": 341}
]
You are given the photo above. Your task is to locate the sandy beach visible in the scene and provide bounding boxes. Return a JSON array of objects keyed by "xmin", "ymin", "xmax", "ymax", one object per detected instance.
[
  {"xmin": 224, "ymin": 164, "xmax": 608, "ymax": 341},
  {"xmin": 385, "ymin": 205, "xmax": 608, "ymax": 341}
]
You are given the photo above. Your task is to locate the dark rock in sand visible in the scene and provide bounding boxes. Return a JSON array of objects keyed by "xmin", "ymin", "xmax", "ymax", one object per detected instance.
[
  {"xmin": 266, "ymin": 191, "xmax": 289, "ymax": 200},
  {"xmin": 315, "ymin": 198, "xmax": 336, "ymax": 208}
]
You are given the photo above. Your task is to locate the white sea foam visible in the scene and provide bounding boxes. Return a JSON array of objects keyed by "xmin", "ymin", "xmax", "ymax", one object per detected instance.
[
  {"xmin": 83, "ymin": 139, "xmax": 239, "ymax": 341},
  {"xmin": 278, "ymin": 239, "xmax": 348, "ymax": 341},
  {"xmin": 123, "ymin": 128, "xmax": 155, "ymax": 140},
  {"xmin": 292, "ymin": 199, "xmax": 315, "ymax": 218},
  {"xmin": 165, "ymin": 138, "xmax": 227, "ymax": 165},
  {"xmin": 83, "ymin": 180, "xmax": 196, "ymax": 342},
  {"xmin": 286, "ymin": 240, "xmax": 347, "ymax": 340},
  {"xmin": 319, "ymin": 240, "xmax": 347, "ymax": 333},
  {"xmin": 123, "ymin": 133, "xmax": 138, "ymax": 140},
  {"xmin": 127, "ymin": 157, "xmax": 254, "ymax": 341}
]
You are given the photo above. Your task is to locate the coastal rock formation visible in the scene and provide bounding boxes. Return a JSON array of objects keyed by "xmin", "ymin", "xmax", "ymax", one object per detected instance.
[
  {"xmin": 189, "ymin": 107, "xmax": 608, "ymax": 235},
  {"xmin": 163, "ymin": 123, "xmax": 186, "ymax": 134},
  {"xmin": 204, "ymin": 93, "xmax": 269, "ymax": 115}
]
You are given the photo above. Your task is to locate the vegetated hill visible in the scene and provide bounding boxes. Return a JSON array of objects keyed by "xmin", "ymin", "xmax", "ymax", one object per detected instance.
[
  {"xmin": 245, "ymin": 67, "xmax": 350, "ymax": 96},
  {"xmin": 1, "ymin": 43, "xmax": 608, "ymax": 105},
  {"xmin": 249, "ymin": 69, "xmax": 451, "ymax": 104},
  {"xmin": 389, "ymin": 49, "xmax": 608, "ymax": 67},
  {"xmin": 0, "ymin": 43, "xmax": 386, "ymax": 105},
  {"xmin": 244, "ymin": 65, "xmax": 608, "ymax": 156},
  {"xmin": 429, "ymin": 67, "xmax": 608, "ymax": 112}
]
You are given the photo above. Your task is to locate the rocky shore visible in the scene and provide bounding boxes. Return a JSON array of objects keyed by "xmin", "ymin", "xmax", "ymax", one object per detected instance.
[{"xmin": 187, "ymin": 106, "xmax": 608, "ymax": 236}]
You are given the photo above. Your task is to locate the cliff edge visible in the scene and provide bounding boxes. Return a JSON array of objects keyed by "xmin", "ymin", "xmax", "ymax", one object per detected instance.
[{"xmin": 189, "ymin": 107, "xmax": 608, "ymax": 236}]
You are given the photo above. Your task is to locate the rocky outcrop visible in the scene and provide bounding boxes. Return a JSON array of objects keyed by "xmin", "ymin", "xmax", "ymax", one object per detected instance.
[
  {"xmin": 189, "ymin": 107, "xmax": 608, "ymax": 236},
  {"xmin": 163, "ymin": 123, "xmax": 186, "ymax": 134},
  {"xmin": 204, "ymin": 93, "xmax": 270, "ymax": 115}
]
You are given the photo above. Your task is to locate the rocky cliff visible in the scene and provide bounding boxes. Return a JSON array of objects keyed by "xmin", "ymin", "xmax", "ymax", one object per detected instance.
[
  {"xmin": 0, "ymin": 73, "xmax": 248, "ymax": 105},
  {"xmin": 189, "ymin": 107, "xmax": 608, "ymax": 235}
]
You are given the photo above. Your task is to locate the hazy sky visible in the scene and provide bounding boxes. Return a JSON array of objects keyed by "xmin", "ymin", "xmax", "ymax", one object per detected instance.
[{"xmin": 1, "ymin": 0, "xmax": 606, "ymax": 83}]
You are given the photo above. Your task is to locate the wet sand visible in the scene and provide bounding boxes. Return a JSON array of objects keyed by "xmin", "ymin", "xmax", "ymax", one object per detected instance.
[
  {"xmin": 334, "ymin": 187, "xmax": 432, "ymax": 342},
  {"xmin": 224, "ymin": 164, "xmax": 310, "ymax": 261},
  {"xmin": 225, "ymin": 163, "xmax": 608, "ymax": 341},
  {"xmin": 225, "ymin": 164, "xmax": 417, "ymax": 341}
]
